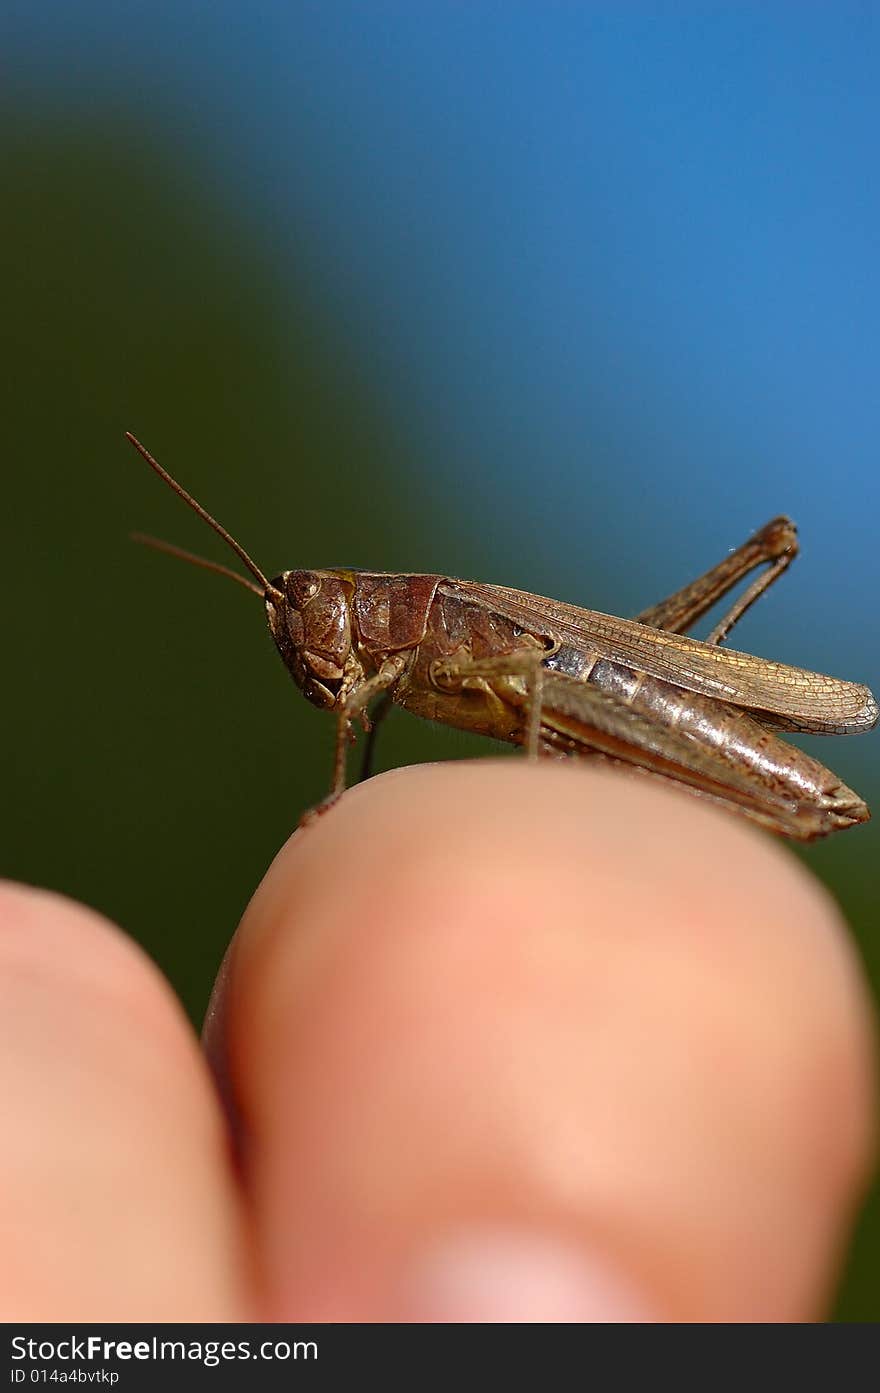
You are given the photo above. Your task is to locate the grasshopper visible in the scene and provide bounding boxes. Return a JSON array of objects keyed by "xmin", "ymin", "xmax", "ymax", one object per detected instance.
[{"xmin": 127, "ymin": 433, "xmax": 877, "ymax": 841}]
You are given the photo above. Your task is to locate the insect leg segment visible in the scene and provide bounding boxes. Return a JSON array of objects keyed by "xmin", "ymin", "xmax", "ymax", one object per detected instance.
[
  {"xmin": 297, "ymin": 654, "xmax": 411, "ymax": 826},
  {"xmin": 526, "ymin": 660, "xmax": 545, "ymax": 758},
  {"xmin": 358, "ymin": 691, "xmax": 394, "ymax": 783},
  {"xmin": 705, "ymin": 545, "xmax": 798, "ymax": 646},
  {"xmin": 429, "ymin": 648, "xmax": 548, "ymax": 755},
  {"xmin": 634, "ymin": 516, "xmax": 798, "ymax": 642},
  {"xmin": 539, "ymin": 670, "xmax": 869, "ymax": 840},
  {"xmin": 331, "ymin": 653, "xmax": 410, "ymax": 796},
  {"xmin": 293, "ymin": 654, "xmax": 412, "ymax": 824}
]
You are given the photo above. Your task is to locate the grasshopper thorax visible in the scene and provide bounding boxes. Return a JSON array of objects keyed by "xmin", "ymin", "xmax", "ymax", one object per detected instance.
[{"xmin": 266, "ymin": 569, "xmax": 358, "ymax": 710}]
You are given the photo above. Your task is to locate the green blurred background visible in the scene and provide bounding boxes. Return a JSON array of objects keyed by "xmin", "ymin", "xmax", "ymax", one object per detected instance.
[{"xmin": 2, "ymin": 5, "xmax": 877, "ymax": 1318}]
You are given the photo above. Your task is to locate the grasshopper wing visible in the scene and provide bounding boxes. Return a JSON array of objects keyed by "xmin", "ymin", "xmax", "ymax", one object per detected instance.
[{"xmin": 455, "ymin": 581, "xmax": 878, "ymax": 736}]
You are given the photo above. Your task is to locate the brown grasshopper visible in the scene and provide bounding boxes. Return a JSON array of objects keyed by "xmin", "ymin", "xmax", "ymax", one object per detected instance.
[{"xmin": 126, "ymin": 433, "xmax": 877, "ymax": 841}]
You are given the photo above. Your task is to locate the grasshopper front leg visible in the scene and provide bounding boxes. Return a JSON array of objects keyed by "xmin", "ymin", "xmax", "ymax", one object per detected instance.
[{"xmin": 301, "ymin": 652, "xmax": 409, "ymax": 825}]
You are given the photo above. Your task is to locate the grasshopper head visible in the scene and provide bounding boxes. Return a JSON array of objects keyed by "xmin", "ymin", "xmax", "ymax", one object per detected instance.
[
  {"xmin": 124, "ymin": 435, "xmax": 358, "ymax": 711},
  {"xmin": 266, "ymin": 569, "xmax": 356, "ymax": 709}
]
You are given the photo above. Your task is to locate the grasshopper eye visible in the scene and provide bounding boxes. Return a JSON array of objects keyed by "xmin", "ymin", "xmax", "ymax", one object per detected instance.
[{"xmin": 288, "ymin": 572, "xmax": 321, "ymax": 607}]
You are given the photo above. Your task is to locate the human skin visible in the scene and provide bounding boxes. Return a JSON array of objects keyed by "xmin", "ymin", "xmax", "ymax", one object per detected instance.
[{"xmin": 0, "ymin": 762, "xmax": 875, "ymax": 1321}]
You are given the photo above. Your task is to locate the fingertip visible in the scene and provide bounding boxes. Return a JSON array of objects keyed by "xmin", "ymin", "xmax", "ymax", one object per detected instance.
[
  {"xmin": 221, "ymin": 761, "xmax": 876, "ymax": 1320},
  {"xmin": 0, "ymin": 880, "xmax": 253, "ymax": 1319}
]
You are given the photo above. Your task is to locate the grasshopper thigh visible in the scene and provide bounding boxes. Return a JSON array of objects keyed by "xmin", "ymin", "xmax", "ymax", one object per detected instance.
[{"xmin": 538, "ymin": 673, "xmax": 867, "ymax": 841}]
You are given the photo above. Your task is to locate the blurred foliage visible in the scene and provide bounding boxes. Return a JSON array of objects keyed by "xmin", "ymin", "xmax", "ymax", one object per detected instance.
[
  {"xmin": 0, "ymin": 109, "xmax": 494, "ymax": 1006},
  {"xmin": 1, "ymin": 109, "xmax": 876, "ymax": 1319},
  {"xmin": 799, "ymin": 831, "xmax": 879, "ymax": 1319}
]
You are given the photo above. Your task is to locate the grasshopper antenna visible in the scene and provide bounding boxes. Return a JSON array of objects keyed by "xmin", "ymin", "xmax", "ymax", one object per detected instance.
[
  {"xmin": 125, "ymin": 431, "xmax": 282, "ymax": 600},
  {"xmin": 130, "ymin": 532, "xmax": 265, "ymax": 597}
]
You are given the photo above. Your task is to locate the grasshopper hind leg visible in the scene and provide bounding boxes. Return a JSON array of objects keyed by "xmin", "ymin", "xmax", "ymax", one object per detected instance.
[
  {"xmin": 539, "ymin": 671, "xmax": 869, "ymax": 842},
  {"xmin": 635, "ymin": 516, "xmax": 799, "ymax": 644}
]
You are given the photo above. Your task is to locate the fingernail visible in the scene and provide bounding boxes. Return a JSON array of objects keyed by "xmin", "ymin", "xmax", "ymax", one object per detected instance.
[{"xmin": 400, "ymin": 1229, "xmax": 656, "ymax": 1323}]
